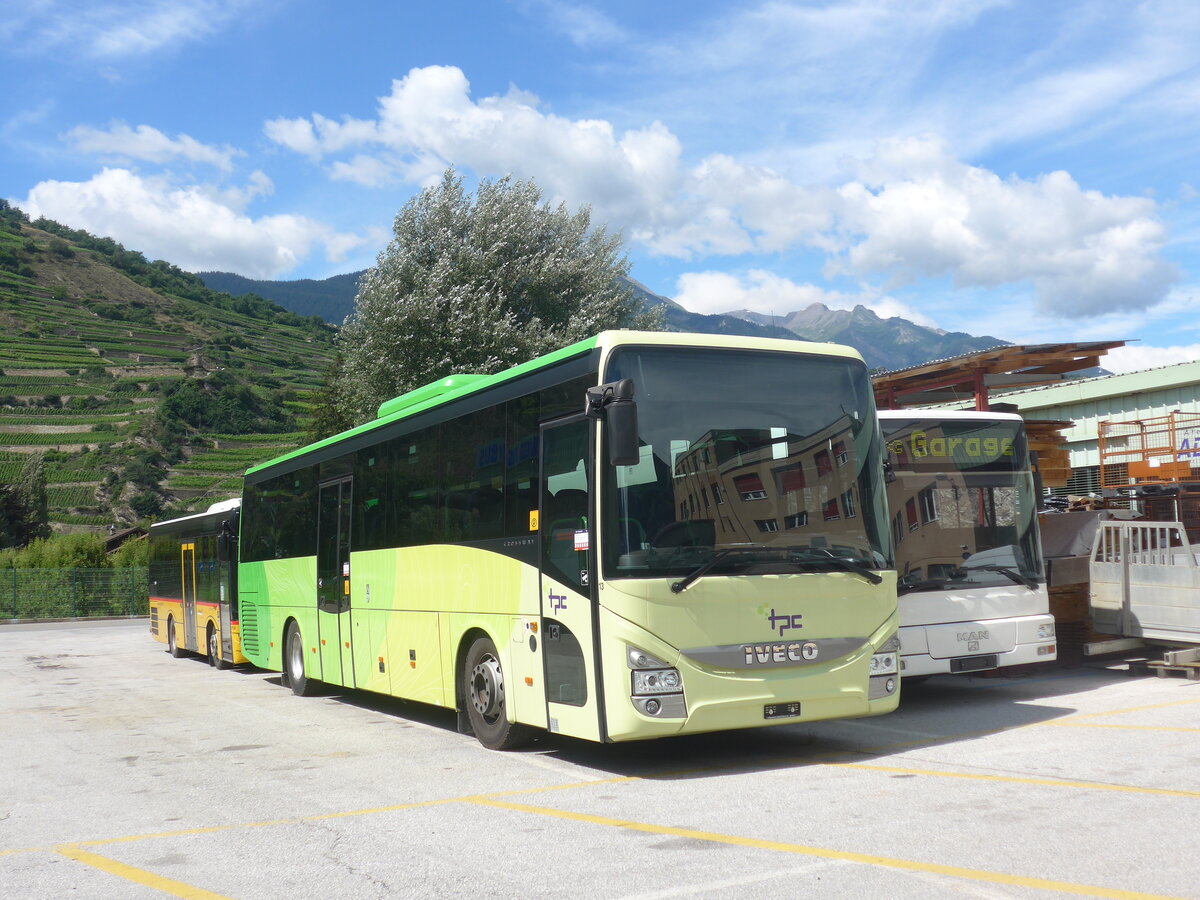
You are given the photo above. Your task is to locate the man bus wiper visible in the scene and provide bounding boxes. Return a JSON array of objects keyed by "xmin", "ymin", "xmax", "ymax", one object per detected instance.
[
  {"xmin": 964, "ymin": 564, "xmax": 1039, "ymax": 591},
  {"xmin": 671, "ymin": 545, "xmax": 882, "ymax": 593}
]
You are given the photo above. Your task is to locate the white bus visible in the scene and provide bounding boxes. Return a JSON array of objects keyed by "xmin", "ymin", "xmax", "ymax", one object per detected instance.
[{"xmin": 879, "ymin": 410, "xmax": 1056, "ymax": 678}]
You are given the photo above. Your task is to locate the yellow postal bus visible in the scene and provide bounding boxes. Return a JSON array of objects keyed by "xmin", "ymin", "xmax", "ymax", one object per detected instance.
[
  {"xmin": 236, "ymin": 331, "xmax": 900, "ymax": 748},
  {"xmin": 149, "ymin": 498, "xmax": 245, "ymax": 669}
]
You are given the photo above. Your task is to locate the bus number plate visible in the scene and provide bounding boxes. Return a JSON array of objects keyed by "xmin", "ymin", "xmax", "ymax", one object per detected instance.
[
  {"xmin": 950, "ymin": 654, "xmax": 997, "ymax": 673},
  {"xmin": 764, "ymin": 702, "xmax": 802, "ymax": 719}
]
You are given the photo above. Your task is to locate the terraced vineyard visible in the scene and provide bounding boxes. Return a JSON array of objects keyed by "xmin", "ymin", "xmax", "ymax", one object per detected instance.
[{"xmin": 0, "ymin": 207, "xmax": 337, "ymax": 530}]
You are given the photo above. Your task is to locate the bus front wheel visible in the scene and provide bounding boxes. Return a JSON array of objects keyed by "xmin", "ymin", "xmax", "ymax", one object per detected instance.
[
  {"xmin": 207, "ymin": 624, "xmax": 231, "ymax": 670},
  {"xmin": 284, "ymin": 622, "xmax": 317, "ymax": 696},
  {"xmin": 463, "ymin": 636, "xmax": 530, "ymax": 751},
  {"xmin": 167, "ymin": 616, "xmax": 185, "ymax": 658}
]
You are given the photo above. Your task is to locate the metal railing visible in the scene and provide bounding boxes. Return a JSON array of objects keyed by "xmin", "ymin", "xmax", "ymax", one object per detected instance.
[{"xmin": 1, "ymin": 568, "xmax": 148, "ymax": 620}]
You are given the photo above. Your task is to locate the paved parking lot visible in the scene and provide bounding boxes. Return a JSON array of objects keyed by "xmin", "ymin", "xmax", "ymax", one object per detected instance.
[{"xmin": 2, "ymin": 618, "xmax": 1198, "ymax": 899}]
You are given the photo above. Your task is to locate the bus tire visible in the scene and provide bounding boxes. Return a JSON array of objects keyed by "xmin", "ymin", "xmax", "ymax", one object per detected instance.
[
  {"xmin": 463, "ymin": 636, "xmax": 530, "ymax": 751},
  {"xmin": 167, "ymin": 616, "xmax": 185, "ymax": 658},
  {"xmin": 284, "ymin": 622, "xmax": 318, "ymax": 697},
  {"xmin": 207, "ymin": 624, "xmax": 231, "ymax": 670}
]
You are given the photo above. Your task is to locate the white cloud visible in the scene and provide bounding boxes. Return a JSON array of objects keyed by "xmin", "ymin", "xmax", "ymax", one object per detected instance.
[
  {"xmin": 1104, "ymin": 344, "xmax": 1200, "ymax": 374},
  {"xmin": 66, "ymin": 122, "xmax": 241, "ymax": 171},
  {"xmin": 673, "ymin": 269, "xmax": 936, "ymax": 326},
  {"xmin": 5, "ymin": 0, "xmax": 265, "ymax": 59},
  {"xmin": 830, "ymin": 138, "xmax": 1179, "ymax": 315},
  {"xmin": 522, "ymin": 0, "xmax": 625, "ymax": 47},
  {"xmin": 19, "ymin": 168, "xmax": 363, "ymax": 277},
  {"xmin": 329, "ymin": 155, "xmax": 396, "ymax": 188},
  {"xmin": 263, "ymin": 112, "xmax": 379, "ymax": 159},
  {"xmin": 265, "ymin": 68, "xmax": 1176, "ymax": 318}
]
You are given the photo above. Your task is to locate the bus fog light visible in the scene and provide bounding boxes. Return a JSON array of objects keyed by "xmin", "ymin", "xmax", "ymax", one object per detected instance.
[
  {"xmin": 645, "ymin": 698, "xmax": 661, "ymax": 715},
  {"xmin": 886, "ymin": 677, "xmax": 896, "ymax": 693},
  {"xmin": 1038, "ymin": 644, "xmax": 1056, "ymax": 656},
  {"xmin": 632, "ymin": 668, "xmax": 682, "ymax": 695}
]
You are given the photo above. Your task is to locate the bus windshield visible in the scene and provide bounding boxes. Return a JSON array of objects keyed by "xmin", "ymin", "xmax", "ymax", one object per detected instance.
[
  {"xmin": 880, "ymin": 416, "xmax": 1043, "ymax": 595},
  {"xmin": 600, "ymin": 346, "xmax": 891, "ymax": 582}
]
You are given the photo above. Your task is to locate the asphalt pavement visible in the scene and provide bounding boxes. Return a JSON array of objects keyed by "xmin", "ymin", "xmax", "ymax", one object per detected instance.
[{"xmin": 2, "ymin": 618, "xmax": 1198, "ymax": 899}]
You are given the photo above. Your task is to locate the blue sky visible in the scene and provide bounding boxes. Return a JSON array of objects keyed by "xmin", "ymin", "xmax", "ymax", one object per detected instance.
[{"xmin": 3, "ymin": 0, "xmax": 1199, "ymax": 373}]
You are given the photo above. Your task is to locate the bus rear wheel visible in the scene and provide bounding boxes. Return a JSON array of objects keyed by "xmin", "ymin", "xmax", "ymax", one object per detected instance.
[
  {"xmin": 167, "ymin": 616, "xmax": 185, "ymax": 658},
  {"xmin": 284, "ymin": 622, "xmax": 317, "ymax": 696},
  {"xmin": 207, "ymin": 624, "xmax": 231, "ymax": 670},
  {"xmin": 463, "ymin": 636, "xmax": 530, "ymax": 751}
]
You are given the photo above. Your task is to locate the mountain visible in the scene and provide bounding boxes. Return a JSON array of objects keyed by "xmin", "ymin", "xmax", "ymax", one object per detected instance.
[
  {"xmin": 199, "ymin": 270, "xmax": 1006, "ymax": 372},
  {"xmin": 0, "ymin": 207, "xmax": 336, "ymax": 530},
  {"xmin": 621, "ymin": 278, "xmax": 803, "ymax": 342},
  {"xmin": 729, "ymin": 304, "xmax": 1009, "ymax": 371},
  {"xmin": 199, "ymin": 270, "xmax": 807, "ymax": 344},
  {"xmin": 197, "ymin": 270, "xmax": 363, "ymax": 325}
]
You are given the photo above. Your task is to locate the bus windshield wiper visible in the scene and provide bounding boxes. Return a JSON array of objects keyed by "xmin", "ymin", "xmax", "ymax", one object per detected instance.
[
  {"xmin": 963, "ymin": 564, "xmax": 1039, "ymax": 590},
  {"xmin": 669, "ymin": 547, "xmax": 763, "ymax": 594},
  {"xmin": 670, "ymin": 546, "xmax": 882, "ymax": 594},
  {"xmin": 898, "ymin": 577, "xmax": 949, "ymax": 596},
  {"xmin": 785, "ymin": 552, "xmax": 884, "ymax": 586}
]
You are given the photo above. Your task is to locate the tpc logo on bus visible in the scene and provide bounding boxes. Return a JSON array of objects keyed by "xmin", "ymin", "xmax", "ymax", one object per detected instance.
[{"xmin": 758, "ymin": 603, "xmax": 803, "ymax": 637}]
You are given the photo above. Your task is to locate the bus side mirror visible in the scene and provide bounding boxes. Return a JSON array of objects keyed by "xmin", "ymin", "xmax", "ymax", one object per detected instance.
[{"xmin": 586, "ymin": 379, "xmax": 640, "ymax": 466}]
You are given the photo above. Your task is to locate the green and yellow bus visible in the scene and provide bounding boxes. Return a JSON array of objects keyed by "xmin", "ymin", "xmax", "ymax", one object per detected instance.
[
  {"xmin": 149, "ymin": 498, "xmax": 245, "ymax": 669},
  {"xmin": 237, "ymin": 331, "xmax": 900, "ymax": 748}
]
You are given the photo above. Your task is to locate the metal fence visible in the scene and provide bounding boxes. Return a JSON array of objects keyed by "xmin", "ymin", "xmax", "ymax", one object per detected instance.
[{"xmin": 1, "ymin": 568, "xmax": 148, "ymax": 620}]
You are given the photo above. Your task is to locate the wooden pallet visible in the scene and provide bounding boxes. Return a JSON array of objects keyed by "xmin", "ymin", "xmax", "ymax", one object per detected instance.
[{"xmin": 1129, "ymin": 659, "xmax": 1200, "ymax": 680}]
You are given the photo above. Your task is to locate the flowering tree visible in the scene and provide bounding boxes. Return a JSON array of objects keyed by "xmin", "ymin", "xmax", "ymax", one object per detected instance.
[{"xmin": 320, "ymin": 170, "xmax": 661, "ymax": 430}]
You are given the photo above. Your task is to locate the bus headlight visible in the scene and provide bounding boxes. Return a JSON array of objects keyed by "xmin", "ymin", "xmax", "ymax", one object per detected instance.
[
  {"xmin": 870, "ymin": 634, "xmax": 900, "ymax": 676},
  {"xmin": 1037, "ymin": 623, "xmax": 1056, "ymax": 639},
  {"xmin": 628, "ymin": 645, "xmax": 686, "ymax": 717},
  {"xmin": 632, "ymin": 668, "xmax": 682, "ymax": 695},
  {"xmin": 870, "ymin": 653, "xmax": 898, "ymax": 675}
]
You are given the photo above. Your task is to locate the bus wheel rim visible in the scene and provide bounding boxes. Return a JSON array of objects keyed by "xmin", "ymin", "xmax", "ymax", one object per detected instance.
[{"xmin": 470, "ymin": 655, "xmax": 503, "ymax": 720}]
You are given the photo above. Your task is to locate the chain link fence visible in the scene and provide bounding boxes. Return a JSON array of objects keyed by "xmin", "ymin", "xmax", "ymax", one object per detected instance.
[{"xmin": 1, "ymin": 568, "xmax": 148, "ymax": 620}]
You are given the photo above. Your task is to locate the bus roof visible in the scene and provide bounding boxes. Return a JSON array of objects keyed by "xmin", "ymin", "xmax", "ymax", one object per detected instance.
[
  {"xmin": 149, "ymin": 497, "xmax": 241, "ymax": 531},
  {"xmin": 878, "ymin": 409, "xmax": 1025, "ymax": 422},
  {"xmin": 246, "ymin": 329, "xmax": 864, "ymax": 477}
]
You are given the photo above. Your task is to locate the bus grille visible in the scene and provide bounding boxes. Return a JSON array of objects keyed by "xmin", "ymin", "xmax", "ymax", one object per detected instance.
[
  {"xmin": 240, "ymin": 601, "xmax": 259, "ymax": 656},
  {"xmin": 150, "ymin": 606, "xmax": 159, "ymax": 635}
]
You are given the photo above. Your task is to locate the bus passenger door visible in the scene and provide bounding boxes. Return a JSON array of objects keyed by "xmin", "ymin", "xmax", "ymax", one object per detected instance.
[
  {"xmin": 216, "ymin": 522, "xmax": 236, "ymax": 662},
  {"xmin": 181, "ymin": 542, "xmax": 197, "ymax": 651},
  {"xmin": 317, "ymin": 478, "xmax": 354, "ymax": 688},
  {"xmin": 539, "ymin": 415, "xmax": 602, "ymax": 742}
]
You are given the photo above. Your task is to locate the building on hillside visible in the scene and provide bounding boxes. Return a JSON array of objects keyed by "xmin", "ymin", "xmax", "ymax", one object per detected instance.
[
  {"xmin": 105, "ymin": 525, "xmax": 146, "ymax": 553},
  {"xmin": 965, "ymin": 361, "xmax": 1200, "ymax": 497}
]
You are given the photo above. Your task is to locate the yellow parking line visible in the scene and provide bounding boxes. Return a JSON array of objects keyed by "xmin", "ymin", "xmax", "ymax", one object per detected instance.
[
  {"xmin": 839, "ymin": 696, "xmax": 1200, "ymax": 759},
  {"xmin": 1062, "ymin": 697, "xmax": 1200, "ymax": 721},
  {"xmin": 73, "ymin": 818, "xmax": 295, "ymax": 848},
  {"xmin": 0, "ymin": 847, "xmax": 42, "ymax": 857},
  {"xmin": 54, "ymin": 844, "xmax": 231, "ymax": 900},
  {"xmin": 470, "ymin": 798, "xmax": 1190, "ymax": 900},
  {"xmin": 825, "ymin": 763, "xmax": 1200, "ymax": 797},
  {"xmin": 1047, "ymin": 722, "xmax": 1200, "ymax": 733}
]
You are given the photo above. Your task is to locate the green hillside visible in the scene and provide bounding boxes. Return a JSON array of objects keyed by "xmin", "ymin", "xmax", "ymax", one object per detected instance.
[{"xmin": 0, "ymin": 204, "xmax": 336, "ymax": 531}]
